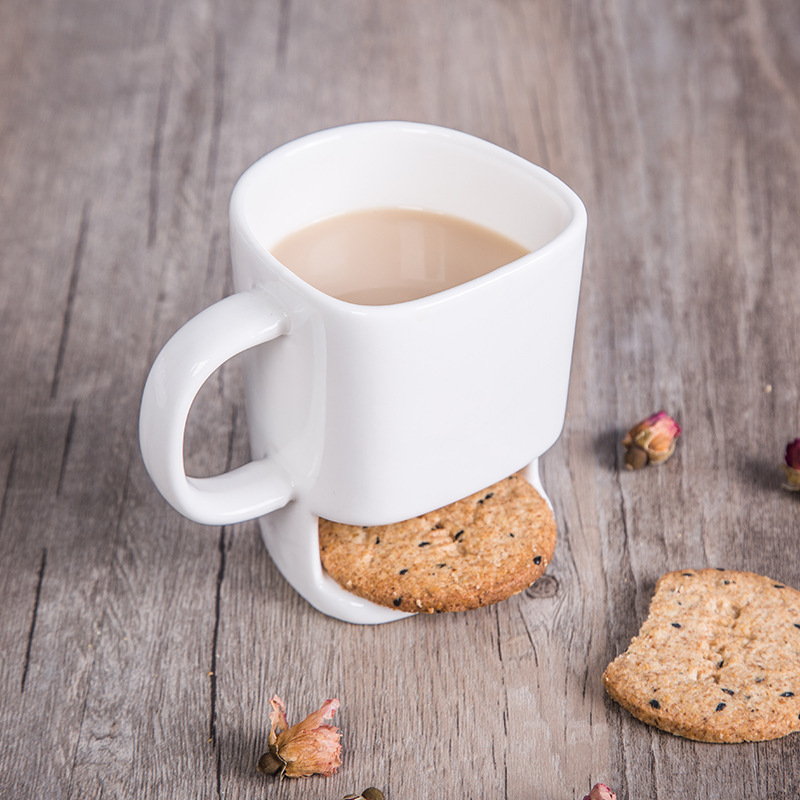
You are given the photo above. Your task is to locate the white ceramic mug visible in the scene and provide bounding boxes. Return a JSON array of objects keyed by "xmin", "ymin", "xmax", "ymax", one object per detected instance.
[{"xmin": 139, "ymin": 121, "xmax": 586, "ymax": 624}]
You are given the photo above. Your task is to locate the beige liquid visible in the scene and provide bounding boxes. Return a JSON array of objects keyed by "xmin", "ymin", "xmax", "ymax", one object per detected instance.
[{"xmin": 270, "ymin": 207, "xmax": 529, "ymax": 305}]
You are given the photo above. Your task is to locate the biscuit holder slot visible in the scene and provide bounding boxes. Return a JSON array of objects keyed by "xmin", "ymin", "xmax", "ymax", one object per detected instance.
[{"xmin": 259, "ymin": 457, "xmax": 549, "ymax": 624}]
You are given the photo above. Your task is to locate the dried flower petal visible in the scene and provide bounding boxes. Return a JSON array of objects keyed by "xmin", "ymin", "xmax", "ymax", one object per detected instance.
[
  {"xmin": 583, "ymin": 783, "xmax": 617, "ymax": 800},
  {"xmin": 622, "ymin": 410, "xmax": 682, "ymax": 469},
  {"xmin": 257, "ymin": 695, "xmax": 342, "ymax": 778},
  {"xmin": 343, "ymin": 790, "xmax": 385, "ymax": 800},
  {"xmin": 782, "ymin": 438, "xmax": 800, "ymax": 491},
  {"xmin": 786, "ymin": 439, "xmax": 800, "ymax": 468}
]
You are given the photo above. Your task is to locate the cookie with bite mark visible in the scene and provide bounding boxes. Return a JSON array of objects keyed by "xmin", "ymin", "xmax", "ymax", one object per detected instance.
[{"xmin": 603, "ymin": 569, "xmax": 800, "ymax": 742}]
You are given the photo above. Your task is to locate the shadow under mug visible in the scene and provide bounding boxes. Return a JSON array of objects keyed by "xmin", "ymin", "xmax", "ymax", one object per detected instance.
[{"xmin": 139, "ymin": 121, "xmax": 587, "ymax": 624}]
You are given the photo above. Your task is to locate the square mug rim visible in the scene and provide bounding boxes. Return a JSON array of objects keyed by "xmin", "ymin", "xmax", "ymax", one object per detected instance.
[{"xmin": 229, "ymin": 120, "xmax": 587, "ymax": 313}]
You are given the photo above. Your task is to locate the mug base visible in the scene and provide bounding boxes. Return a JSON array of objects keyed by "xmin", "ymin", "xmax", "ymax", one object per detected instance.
[
  {"xmin": 258, "ymin": 500, "xmax": 413, "ymax": 624},
  {"xmin": 259, "ymin": 458, "xmax": 549, "ymax": 624}
]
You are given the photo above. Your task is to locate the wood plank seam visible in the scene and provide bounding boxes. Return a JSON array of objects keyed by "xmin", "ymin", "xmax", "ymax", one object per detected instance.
[
  {"xmin": 0, "ymin": 442, "xmax": 17, "ymax": 540},
  {"xmin": 276, "ymin": 0, "xmax": 292, "ymax": 70},
  {"xmin": 20, "ymin": 548, "xmax": 47, "ymax": 694},
  {"xmin": 51, "ymin": 203, "xmax": 90, "ymax": 401},
  {"xmin": 148, "ymin": 59, "xmax": 173, "ymax": 249},
  {"xmin": 209, "ymin": 527, "xmax": 227, "ymax": 747},
  {"xmin": 56, "ymin": 402, "xmax": 78, "ymax": 498}
]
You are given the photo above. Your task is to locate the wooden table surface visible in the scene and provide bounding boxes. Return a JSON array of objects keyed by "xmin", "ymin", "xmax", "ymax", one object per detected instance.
[{"xmin": 3, "ymin": 0, "xmax": 800, "ymax": 797}]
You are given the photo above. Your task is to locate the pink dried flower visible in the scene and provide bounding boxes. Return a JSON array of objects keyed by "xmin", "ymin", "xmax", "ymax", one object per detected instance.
[
  {"xmin": 622, "ymin": 410, "xmax": 682, "ymax": 470},
  {"xmin": 257, "ymin": 695, "xmax": 342, "ymax": 778},
  {"xmin": 583, "ymin": 783, "xmax": 617, "ymax": 800},
  {"xmin": 783, "ymin": 438, "xmax": 800, "ymax": 491}
]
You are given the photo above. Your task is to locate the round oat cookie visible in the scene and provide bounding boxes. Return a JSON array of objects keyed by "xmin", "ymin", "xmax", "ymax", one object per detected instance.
[
  {"xmin": 318, "ymin": 474, "xmax": 557, "ymax": 613},
  {"xmin": 602, "ymin": 569, "xmax": 800, "ymax": 743}
]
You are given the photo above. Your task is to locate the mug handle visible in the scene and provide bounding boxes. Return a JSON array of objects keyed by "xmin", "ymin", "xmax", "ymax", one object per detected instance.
[{"xmin": 139, "ymin": 286, "xmax": 294, "ymax": 525}]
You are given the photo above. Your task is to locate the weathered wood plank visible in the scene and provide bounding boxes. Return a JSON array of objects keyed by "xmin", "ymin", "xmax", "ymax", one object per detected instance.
[{"xmin": 1, "ymin": 0, "xmax": 799, "ymax": 798}]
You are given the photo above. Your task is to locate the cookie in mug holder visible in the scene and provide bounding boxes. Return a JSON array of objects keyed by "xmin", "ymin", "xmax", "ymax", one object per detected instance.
[{"xmin": 138, "ymin": 121, "xmax": 587, "ymax": 623}]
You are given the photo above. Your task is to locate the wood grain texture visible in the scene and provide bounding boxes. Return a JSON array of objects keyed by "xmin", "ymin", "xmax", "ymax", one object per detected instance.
[{"xmin": 1, "ymin": 0, "xmax": 799, "ymax": 798}]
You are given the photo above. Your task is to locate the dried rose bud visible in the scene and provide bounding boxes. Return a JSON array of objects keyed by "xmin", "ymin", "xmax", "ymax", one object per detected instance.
[
  {"xmin": 257, "ymin": 695, "xmax": 342, "ymax": 778},
  {"xmin": 622, "ymin": 410, "xmax": 682, "ymax": 469},
  {"xmin": 583, "ymin": 784, "xmax": 617, "ymax": 800},
  {"xmin": 783, "ymin": 438, "xmax": 800, "ymax": 491},
  {"xmin": 343, "ymin": 790, "xmax": 385, "ymax": 800}
]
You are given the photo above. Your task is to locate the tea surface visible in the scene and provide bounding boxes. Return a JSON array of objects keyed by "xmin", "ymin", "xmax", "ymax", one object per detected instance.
[{"xmin": 270, "ymin": 207, "xmax": 529, "ymax": 304}]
